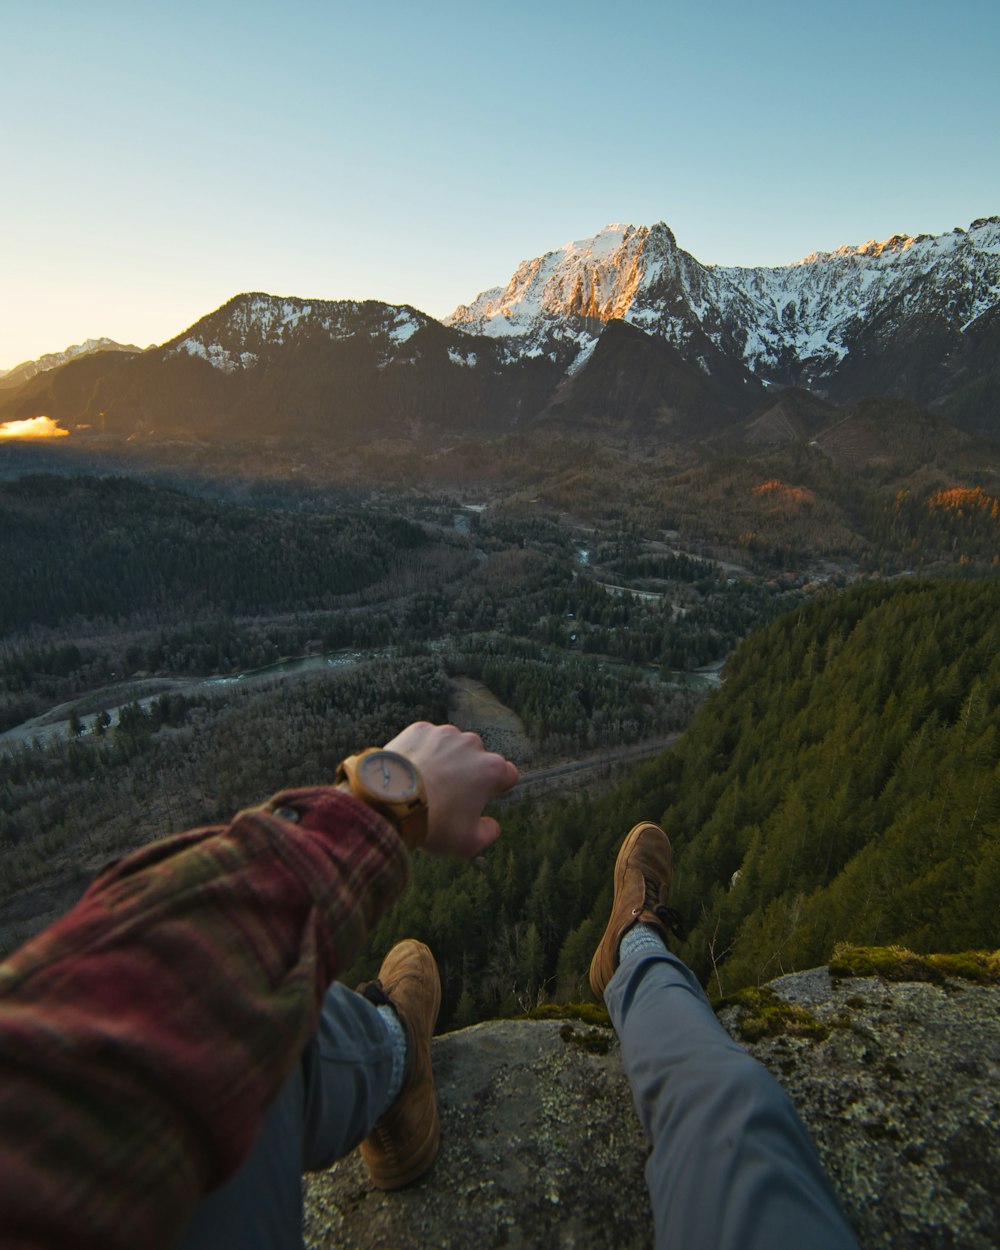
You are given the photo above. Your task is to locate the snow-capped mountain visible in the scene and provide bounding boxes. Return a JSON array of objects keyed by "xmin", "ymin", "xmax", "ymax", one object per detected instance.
[
  {"xmin": 162, "ymin": 294, "xmax": 434, "ymax": 374},
  {"xmin": 451, "ymin": 224, "xmax": 667, "ymax": 339},
  {"xmin": 0, "ymin": 338, "xmax": 142, "ymax": 390},
  {"xmin": 447, "ymin": 217, "xmax": 1000, "ymax": 414},
  {"xmin": 713, "ymin": 223, "xmax": 1000, "ymax": 378}
]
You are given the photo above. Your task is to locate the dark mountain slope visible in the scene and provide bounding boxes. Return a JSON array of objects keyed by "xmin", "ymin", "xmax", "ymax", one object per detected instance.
[
  {"xmin": 713, "ymin": 388, "xmax": 838, "ymax": 452},
  {"xmin": 541, "ymin": 319, "xmax": 764, "ymax": 439}
]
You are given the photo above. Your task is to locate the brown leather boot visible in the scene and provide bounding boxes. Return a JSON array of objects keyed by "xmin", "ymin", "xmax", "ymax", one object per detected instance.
[
  {"xmin": 358, "ymin": 940, "xmax": 441, "ymax": 1189},
  {"xmin": 589, "ymin": 822, "xmax": 684, "ymax": 1000}
]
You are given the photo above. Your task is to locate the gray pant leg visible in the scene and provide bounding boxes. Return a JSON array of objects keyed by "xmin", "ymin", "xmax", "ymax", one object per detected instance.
[
  {"xmin": 605, "ymin": 949, "xmax": 859, "ymax": 1250},
  {"xmin": 179, "ymin": 982, "xmax": 395, "ymax": 1250}
]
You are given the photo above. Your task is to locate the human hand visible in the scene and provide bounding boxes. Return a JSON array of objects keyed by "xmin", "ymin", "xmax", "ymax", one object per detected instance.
[{"xmin": 382, "ymin": 722, "xmax": 519, "ymax": 858}]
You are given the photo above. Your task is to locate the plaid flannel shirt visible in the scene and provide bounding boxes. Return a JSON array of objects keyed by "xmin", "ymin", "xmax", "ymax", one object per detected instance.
[{"xmin": 0, "ymin": 786, "xmax": 410, "ymax": 1250}]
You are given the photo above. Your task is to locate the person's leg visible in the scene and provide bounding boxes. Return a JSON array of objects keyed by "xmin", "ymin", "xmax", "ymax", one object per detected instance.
[
  {"xmin": 606, "ymin": 944, "xmax": 859, "ymax": 1250},
  {"xmin": 592, "ymin": 823, "xmax": 858, "ymax": 1250},
  {"xmin": 178, "ymin": 981, "xmax": 398, "ymax": 1250}
]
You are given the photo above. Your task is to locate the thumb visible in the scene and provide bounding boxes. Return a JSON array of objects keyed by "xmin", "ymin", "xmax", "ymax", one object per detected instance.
[{"xmin": 474, "ymin": 815, "xmax": 502, "ymax": 852}]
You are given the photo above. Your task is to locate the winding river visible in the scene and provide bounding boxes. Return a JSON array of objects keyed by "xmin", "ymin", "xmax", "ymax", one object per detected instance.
[{"xmin": 0, "ymin": 649, "xmax": 368, "ymax": 756}]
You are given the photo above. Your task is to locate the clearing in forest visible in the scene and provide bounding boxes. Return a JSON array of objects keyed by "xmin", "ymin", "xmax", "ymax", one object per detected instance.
[{"xmin": 447, "ymin": 676, "xmax": 534, "ymax": 766}]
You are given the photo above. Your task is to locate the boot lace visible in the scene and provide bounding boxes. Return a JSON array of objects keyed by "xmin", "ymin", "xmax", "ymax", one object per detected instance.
[
  {"xmin": 653, "ymin": 903, "xmax": 688, "ymax": 942},
  {"xmin": 635, "ymin": 875, "xmax": 688, "ymax": 941}
]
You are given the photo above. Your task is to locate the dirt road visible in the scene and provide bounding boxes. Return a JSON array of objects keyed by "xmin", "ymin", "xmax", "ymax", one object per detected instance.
[{"xmin": 496, "ymin": 734, "xmax": 681, "ymax": 802}]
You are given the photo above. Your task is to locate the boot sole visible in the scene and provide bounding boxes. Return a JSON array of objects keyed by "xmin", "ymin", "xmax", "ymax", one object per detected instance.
[{"xmin": 364, "ymin": 1109, "xmax": 441, "ymax": 1190}]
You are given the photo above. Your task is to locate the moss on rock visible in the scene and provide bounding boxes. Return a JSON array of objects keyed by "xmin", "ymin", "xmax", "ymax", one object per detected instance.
[
  {"xmin": 559, "ymin": 1023, "xmax": 612, "ymax": 1055},
  {"xmin": 829, "ymin": 944, "xmax": 1000, "ymax": 985},
  {"xmin": 714, "ymin": 984, "xmax": 830, "ymax": 1042},
  {"xmin": 519, "ymin": 1001, "xmax": 612, "ymax": 1027}
]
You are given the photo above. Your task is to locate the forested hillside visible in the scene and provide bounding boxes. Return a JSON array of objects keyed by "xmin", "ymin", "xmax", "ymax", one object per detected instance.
[
  {"xmin": 659, "ymin": 578, "xmax": 1000, "ymax": 990},
  {"xmin": 350, "ymin": 580, "xmax": 1000, "ymax": 1022},
  {"xmin": 0, "ymin": 475, "xmax": 427, "ymax": 632}
]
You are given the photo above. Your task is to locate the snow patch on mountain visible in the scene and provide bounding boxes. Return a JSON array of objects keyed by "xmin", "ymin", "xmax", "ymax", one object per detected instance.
[
  {"xmin": 177, "ymin": 338, "xmax": 258, "ymax": 373},
  {"xmin": 388, "ymin": 314, "xmax": 420, "ymax": 345},
  {"xmin": 565, "ymin": 336, "xmax": 599, "ymax": 375}
]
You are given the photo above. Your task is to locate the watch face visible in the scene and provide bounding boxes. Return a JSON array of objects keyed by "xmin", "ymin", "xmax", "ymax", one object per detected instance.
[{"xmin": 359, "ymin": 751, "xmax": 419, "ymax": 801}]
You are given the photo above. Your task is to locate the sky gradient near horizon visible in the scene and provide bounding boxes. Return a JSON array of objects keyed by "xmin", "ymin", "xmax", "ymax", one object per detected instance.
[{"xmin": 2, "ymin": 0, "xmax": 998, "ymax": 371}]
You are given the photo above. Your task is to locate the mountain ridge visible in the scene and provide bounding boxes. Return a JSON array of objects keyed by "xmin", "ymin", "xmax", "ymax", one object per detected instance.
[
  {"xmin": 448, "ymin": 216, "xmax": 1000, "ymax": 418},
  {"xmin": 2, "ymin": 215, "xmax": 998, "ymax": 449},
  {"xmin": 0, "ymin": 338, "xmax": 143, "ymax": 390}
]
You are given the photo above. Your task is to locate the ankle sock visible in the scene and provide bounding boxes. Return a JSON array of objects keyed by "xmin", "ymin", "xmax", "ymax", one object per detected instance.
[
  {"xmin": 620, "ymin": 923, "xmax": 668, "ymax": 963},
  {"xmin": 377, "ymin": 1004, "xmax": 408, "ymax": 1107}
]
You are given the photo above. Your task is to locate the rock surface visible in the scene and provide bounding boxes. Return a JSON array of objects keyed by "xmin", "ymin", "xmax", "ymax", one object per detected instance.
[
  {"xmin": 304, "ymin": 969, "xmax": 999, "ymax": 1250},
  {"xmin": 729, "ymin": 967, "xmax": 1000, "ymax": 1250},
  {"xmin": 304, "ymin": 1018, "xmax": 652, "ymax": 1249}
]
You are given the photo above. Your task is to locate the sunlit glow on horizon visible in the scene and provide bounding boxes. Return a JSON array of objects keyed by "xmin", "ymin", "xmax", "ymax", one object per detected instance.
[{"xmin": 0, "ymin": 416, "xmax": 69, "ymax": 439}]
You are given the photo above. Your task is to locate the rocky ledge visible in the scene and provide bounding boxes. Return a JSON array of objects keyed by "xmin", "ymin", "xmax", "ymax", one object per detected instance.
[{"xmin": 304, "ymin": 952, "xmax": 999, "ymax": 1250}]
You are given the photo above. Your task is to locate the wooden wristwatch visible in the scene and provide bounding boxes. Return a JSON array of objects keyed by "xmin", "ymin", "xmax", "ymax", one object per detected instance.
[{"xmin": 335, "ymin": 748, "xmax": 429, "ymax": 849}]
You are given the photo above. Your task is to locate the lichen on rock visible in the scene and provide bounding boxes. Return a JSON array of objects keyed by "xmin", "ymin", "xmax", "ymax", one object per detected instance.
[
  {"xmin": 713, "ymin": 983, "xmax": 833, "ymax": 1042},
  {"xmin": 721, "ymin": 964, "xmax": 1000, "ymax": 1250}
]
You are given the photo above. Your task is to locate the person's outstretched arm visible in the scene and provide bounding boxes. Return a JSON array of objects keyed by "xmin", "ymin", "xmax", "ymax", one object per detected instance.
[{"xmin": 0, "ymin": 723, "xmax": 517, "ymax": 1250}]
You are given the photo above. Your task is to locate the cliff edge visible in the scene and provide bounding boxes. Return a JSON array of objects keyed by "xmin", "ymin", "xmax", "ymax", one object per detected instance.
[{"xmin": 304, "ymin": 958, "xmax": 999, "ymax": 1249}]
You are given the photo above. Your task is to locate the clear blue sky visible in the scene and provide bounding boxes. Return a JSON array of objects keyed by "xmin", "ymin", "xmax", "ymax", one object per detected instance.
[{"xmin": 2, "ymin": 0, "xmax": 998, "ymax": 370}]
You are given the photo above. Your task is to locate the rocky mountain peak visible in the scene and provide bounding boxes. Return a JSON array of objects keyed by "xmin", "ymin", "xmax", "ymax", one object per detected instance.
[
  {"xmin": 835, "ymin": 232, "xmax": 922, "ymax": 259},
  {"xmin": 446, "ymin": 223, "xmax": 652, "ymax": 338},
  {"xmin": 447, "ymin": 216, "xmax": 1000, "ymax": 418},
  {"xmin": 647, "ymin": 220, "xmax": 678, "ymax": 249}
]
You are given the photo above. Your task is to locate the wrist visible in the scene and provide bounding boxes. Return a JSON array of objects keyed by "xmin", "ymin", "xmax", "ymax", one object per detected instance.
[{"xmin": 335, "ymin": 749, "xmax": 429, "ymax": 851}]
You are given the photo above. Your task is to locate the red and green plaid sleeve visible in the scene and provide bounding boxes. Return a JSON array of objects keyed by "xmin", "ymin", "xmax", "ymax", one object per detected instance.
[{"xmin": 0, "ymin": 786, "xmax": 410, "ymax": 1250}]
